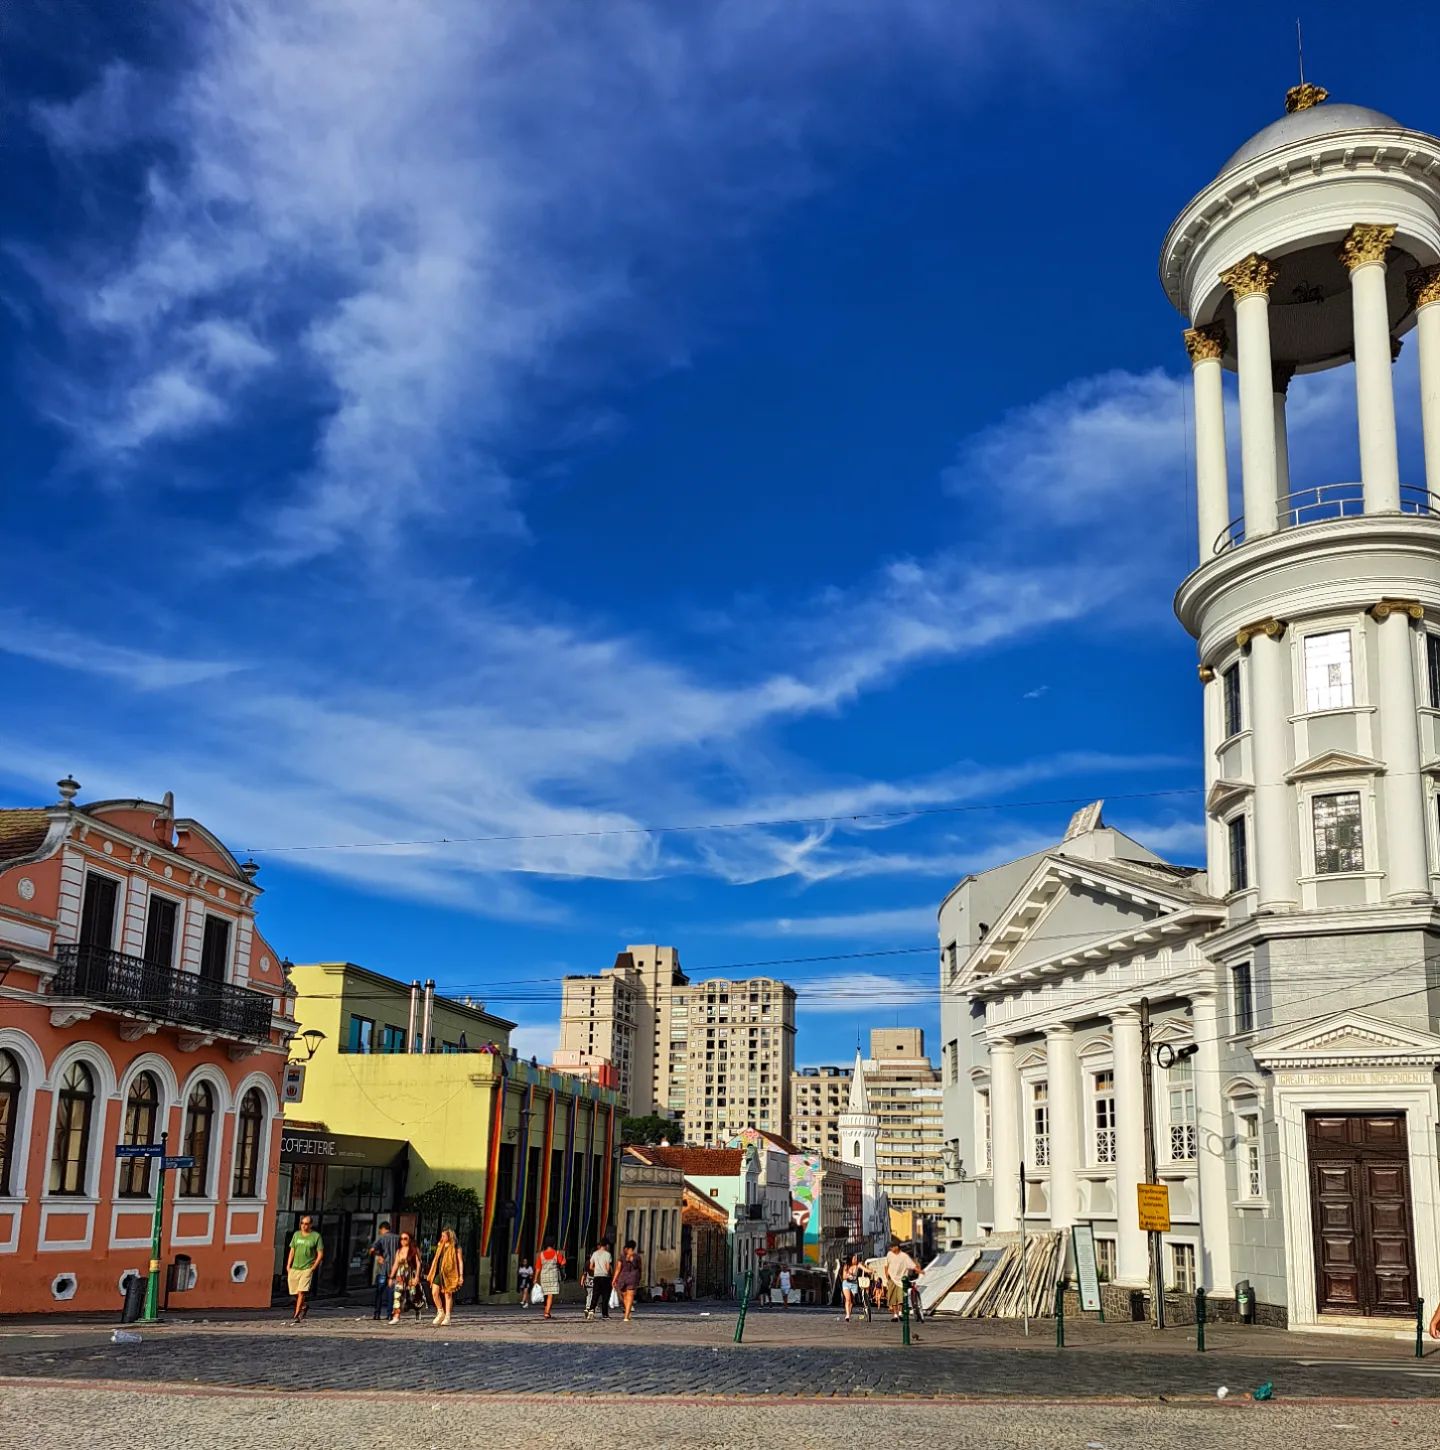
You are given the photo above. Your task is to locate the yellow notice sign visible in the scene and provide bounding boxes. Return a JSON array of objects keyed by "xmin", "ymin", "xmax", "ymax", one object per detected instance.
[{"xmin": 1137, "ymin": 1182, "xmax": 1171, "ymax": 1232}]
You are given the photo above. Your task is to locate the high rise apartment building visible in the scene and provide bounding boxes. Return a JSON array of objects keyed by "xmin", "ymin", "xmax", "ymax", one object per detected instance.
[
  {"xmin": 789, "ymin": 1029, "xmax": 944, "ymax": 1218},
  {"xmin": 558, "ymin": 948, "xmax": 796, "ymax": 1141}
]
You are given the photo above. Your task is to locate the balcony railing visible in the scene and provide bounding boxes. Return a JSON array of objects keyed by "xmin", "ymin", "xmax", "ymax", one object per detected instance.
[
  {"xmin": 52, "ymin": 943, "xmax": 274, "ymax": 1040},
  {"xmin": 1213, "ymin": 482, "xmax": 1440, "ymax": 555}
]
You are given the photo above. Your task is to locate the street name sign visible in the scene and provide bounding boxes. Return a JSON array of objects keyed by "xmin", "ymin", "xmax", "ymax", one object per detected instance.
[
  {"xmin": 1136, "ymin": 1182, "xmax": 1171, "ymax": 1232},
  {"xmin": 161, "ymin": 1155, "xmax": 195, "ymax": 1170},
  {"xmin": 1071, "ymin": 1221, "xmax": 1102, "ymax": 1312},
  {"xmin": 115, "ymin": 1144, "xmax": 165, "ymax": 1159}
]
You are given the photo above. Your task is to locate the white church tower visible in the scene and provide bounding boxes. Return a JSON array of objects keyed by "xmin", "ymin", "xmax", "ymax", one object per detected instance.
[
  {"xmin": 839, "ymin": 1048, "xmax": 882, "ymax": 1245},
  {"xmin": 1164, "ymin": 82, "xmax": 1440, "ymax": 1324}
]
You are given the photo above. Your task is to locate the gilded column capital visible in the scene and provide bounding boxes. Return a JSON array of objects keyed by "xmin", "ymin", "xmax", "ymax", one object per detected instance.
[
  {"xmin": 1408, "ymin": 265, "xmax": 1440, "ymax": 310},
  {"xmin": 1219, "ymin": 253, "xmax": 1279, "ymax": 300},
  {"xmin": 1183, "ymin": 322, "xmax": 1227, "ymax": 365},
  {"xmin": 1271, "ymin": 362, "xmax": 1296, "ymax": 395},
  {"xmin": 1197, "ymin": 664, "xmax": 1215, "ymax": 684},
  {"xmin": 1336, "ymin": 223, "xmax": 1397, "ymax": 272},
  {"xmin": 1236, "ymin": 616, "xmax": 1287, "ymax": 648},
  {"xmin": 1285, "ymin": 83, "xmax": 1329, "ymax": 114},
  {"xmin": 1369, "ymin": 598, "xmax": 1425, "ymax": 622}
]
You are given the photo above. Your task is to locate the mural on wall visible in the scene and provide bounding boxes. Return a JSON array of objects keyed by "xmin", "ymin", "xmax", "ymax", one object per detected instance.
[{"xmin": 789, "ymin": 1152, "xmax": 823, "ymax": 1262}]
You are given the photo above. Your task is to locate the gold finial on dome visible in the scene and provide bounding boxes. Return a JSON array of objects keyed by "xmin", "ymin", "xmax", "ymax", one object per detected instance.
[{"xmin": 1285, "ymin": 83, "xmax": 1329, "ymax": 114}]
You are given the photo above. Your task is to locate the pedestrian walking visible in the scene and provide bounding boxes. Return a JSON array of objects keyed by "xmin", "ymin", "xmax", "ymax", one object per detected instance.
[
  {"xmin": 841, "ymin": 1254, "xmax": 861, "ymax": 1322},
  {"xmin": 777, "ymin": 1265, "xmax": 792, "ymax": 1308},
  {"xmin": 882, "ymin": 1239, "xmax": 919, "ymax": 1322},
  {"xmin": 614, "ymin": 1239, "xmax": 641, "ymax": 1322},
  {"xmin": 536, "ymin": 1235, "xmax": 566, "ymax": 1320},
  {"xmin": 427, "ymin": 1226, "xmax": 463, "ymax": 1326},
  {"xmin": 285, "ymin": 1215, "xmax": 324, "ymax": 1323},
  {"xmin": 368, "ymin": 1220, "xmax": 400, "ymax": 1321},
  {"xmin": 387, "ymin": 1230, "xmax": 422, "ymax": 1324},
  {"xmin": 586, "ymin": 1238, "xmax": 613, "ymax": 1321},
  {"xmin": 517, "ymin": 1256, "xmax": 534, "ymax": 1307},
  {"xmin": 755, "ymin": 1259, "xmax": 772, "ymax": 1308}
]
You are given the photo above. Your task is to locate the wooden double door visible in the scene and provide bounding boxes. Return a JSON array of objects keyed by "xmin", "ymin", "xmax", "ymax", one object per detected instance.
[{"xmin": 1307, "ymin": 1112, "xmax": 1416, "ymax": 1317}]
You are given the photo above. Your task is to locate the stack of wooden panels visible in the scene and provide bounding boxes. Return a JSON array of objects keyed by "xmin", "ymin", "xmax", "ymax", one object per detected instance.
[{"xmin": 956, "ymin": 1229, "xmax": 1067, "ymax": 1319}]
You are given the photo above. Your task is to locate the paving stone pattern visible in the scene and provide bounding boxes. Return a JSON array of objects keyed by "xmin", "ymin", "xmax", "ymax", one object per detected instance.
[{"xmin": 7, "ymin": 1331, "xmax": 1440, "ymax": 1400}]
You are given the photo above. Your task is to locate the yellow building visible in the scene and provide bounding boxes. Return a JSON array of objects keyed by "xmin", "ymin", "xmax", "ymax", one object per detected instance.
[
  {"xmin": 616, "ymin": 1150, "xmax": 685, "ymax": 1296},
  {"xmin": 289, "ymin": 962, "xmax": 621, "ymax": 1300}
]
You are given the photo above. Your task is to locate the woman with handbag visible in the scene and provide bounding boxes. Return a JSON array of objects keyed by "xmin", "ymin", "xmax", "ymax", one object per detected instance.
[
  {"xmin": 427, "ymin": 1226, "xmax": 463, "ymax": 1327},
  {"xmin": 613, "ymin": 1239, "xmax": 641, "ymax": 1322},
  {"xmin": 536, "ymin": 1234, "xmax": 566, "ymax": 1321},
  {"xmin": 387, "ymin": 1231, "xmax": 422, "ymax": 1325}
]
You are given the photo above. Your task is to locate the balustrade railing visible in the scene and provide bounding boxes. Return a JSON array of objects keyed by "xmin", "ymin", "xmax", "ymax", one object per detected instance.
[{"xmin": 1213, "ymin": 482, "xmax": 1440, "ymax": 555}]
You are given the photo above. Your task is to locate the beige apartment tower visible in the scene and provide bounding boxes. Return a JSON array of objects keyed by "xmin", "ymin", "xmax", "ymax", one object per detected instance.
[
  {"xmin": 788, "ymin": 1029, "xmax": 943, "ymax": 1218},
  {"xmin": 558, "ymin": 948, "xmax": 795, "ymax": 1140}
]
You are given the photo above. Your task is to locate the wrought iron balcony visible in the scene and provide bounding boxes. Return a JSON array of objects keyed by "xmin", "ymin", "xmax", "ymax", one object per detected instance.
[
  {"xmin": 52, "ymin": 943, "xmax": 274, "ymax": 1040},
  {"xmin": 1213, "ymin": 482, "xmax": 1440, "ymax": 555}
]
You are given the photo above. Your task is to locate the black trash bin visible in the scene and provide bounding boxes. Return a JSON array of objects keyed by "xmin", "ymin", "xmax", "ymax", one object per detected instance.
[{"xmin": 120, "ymin": 1272, "xmax": 147, "ymax": 1323}]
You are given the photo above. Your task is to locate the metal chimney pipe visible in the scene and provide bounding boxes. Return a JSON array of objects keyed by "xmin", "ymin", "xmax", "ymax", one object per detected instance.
[
  {"xmin": 421, "ymin": 978, "xmax": 436, "ymax": 1054},
  {"xmin": 407, "ymin": 980, "xmax": 420, "ymax": 1054}
]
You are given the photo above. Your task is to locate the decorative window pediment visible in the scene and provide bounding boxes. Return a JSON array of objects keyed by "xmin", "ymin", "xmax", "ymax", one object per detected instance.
[
  {"xmin": 1284, "ymin": 749, "xmax": 1385, "ymax": 783},
  {"xmin": 1206, "ymin": 778, "xmax": 1251, "ymax": 816},
  {"xmin": 1252, "ymin": 1011, "xmax": 1440, "ymax": 1070}
]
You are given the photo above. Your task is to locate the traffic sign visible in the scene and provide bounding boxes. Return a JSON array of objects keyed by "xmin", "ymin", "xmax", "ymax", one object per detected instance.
[
  {"xmin": 115, "ymin": 1143, "xmax": 165, "ymax": 1159},
  {"xmin": 161, "ymin": 1155, "xmax": 195, "ymax": 1170},
  {"xmin": 1136, "ymin": 1182, "xmax": 1171, "ymax": 1232}
]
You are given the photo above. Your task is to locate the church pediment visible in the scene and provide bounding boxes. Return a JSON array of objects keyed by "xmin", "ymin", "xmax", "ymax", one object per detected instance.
[
  {"xmin": 1252, "ymin": 1011, "xmax": 1440, "ymax": 1070},
  {"xmin": 1284, "ymin": 750, "xmax": 1386, "ymax": 783}
]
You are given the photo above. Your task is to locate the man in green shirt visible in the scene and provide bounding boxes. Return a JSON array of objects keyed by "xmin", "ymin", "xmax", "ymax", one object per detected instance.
[{"xmin": 285, "ymin": 1215, "xmax": 324, "ymax": 1323}]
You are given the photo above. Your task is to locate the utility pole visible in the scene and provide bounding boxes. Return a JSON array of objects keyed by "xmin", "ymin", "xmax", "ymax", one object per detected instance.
[
  {"xmin": 1018, "ymin": 1160, "xmax": 1029, "ymax": 1337},
  {"xmin": 1138, "ymin": 998, "xmax": 1165, "ymax": 1329}
]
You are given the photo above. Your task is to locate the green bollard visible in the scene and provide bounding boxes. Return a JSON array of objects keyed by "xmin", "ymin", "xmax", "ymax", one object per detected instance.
[
  {"xmin": 1055, "ymin": 1282, "xmax": 1065, "ymax": 1348},
  {"xmin": 733, "ymin": 1268, "xmax": 753, "ymax": 1344},
  {"xmin": 1416, "ymin": 1297, "xmax": 1425, "ymax": 1360},
  {"xmin": 901, "ymin": 1273, "xmax": 912, "ymax": 1346},
  {"xmin": 1195, "ymin": 1287, "xmax": 1206, "ymax": 1353}
]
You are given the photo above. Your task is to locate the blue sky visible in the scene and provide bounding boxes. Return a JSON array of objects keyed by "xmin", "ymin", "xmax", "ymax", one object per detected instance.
[{"xmin": 5, "ymin": 2, "xmax": 1438, "ymax": 1067}]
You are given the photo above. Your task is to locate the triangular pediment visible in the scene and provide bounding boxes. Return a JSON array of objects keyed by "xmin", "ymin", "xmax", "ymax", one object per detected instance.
[
  {"xmin": 1252, "ymin": 1011, "xmax": 1440, "ymax": 1069},
  {"xmin": 1206, "ymin": 778, "xmax": 1251, "ymax": 815},
  {"xmin": 1285, "ymin": 750, "xmax": 1385, "ymax": 783},
  {"xmin": 961, "ymin": 852, "xmax": 1207, "ymax": 986}
]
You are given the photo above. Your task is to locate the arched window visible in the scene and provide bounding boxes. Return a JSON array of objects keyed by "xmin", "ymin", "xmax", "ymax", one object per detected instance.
[
  {"xmin": 119, "ymin": 1072, "xmax": 160, "ymax": 1198},
  {"xmin": 181, "ymin": 1082, "xmax": 214, "ymax": 1198},
  {"xmin": 49, "ymin": 1061, "xmax": 95, "ymax": 1196},
  {"xmin": 231, "ymin": 1088, "xmax": 265, "ymax": 1198},
  {"xmin": 0, "ymin": 1050, "xmax": 21, "ymax": 1195}
]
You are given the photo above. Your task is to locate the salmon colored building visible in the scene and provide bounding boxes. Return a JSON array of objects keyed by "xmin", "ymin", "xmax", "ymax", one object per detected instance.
[{"xmin": 0, "ymin": 778, "xmax": 293, "ymax": 1314}]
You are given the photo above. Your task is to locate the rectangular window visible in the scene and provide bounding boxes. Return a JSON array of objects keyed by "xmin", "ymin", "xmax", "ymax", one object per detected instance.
[
  {"xmin": 1232, "ymin": 962, "xmax": 1254, "ymax": 1035},
  {"xmin": 198, "ymin": 915, "xmax": 231, "ymax": 984},
  {"xmin": 1304, "ymin": 630, "xmax": 1354, "ymax": 711},
  {"xmin": 1167, "ymin": 1058, "xmax": 1197, "ymax": 1161},
  {"xmin": 1222, "ymin": 663, "xmax": 1243, "ymax": 736},
  {"xmin": 1095, "ymin": 1237, "xmax": 1117, "ymax": 1283},
  {"xmin": 1428, "ymin": 632, "xmax": 1440, "ymax": 710},
  {"xmin": 79, "ymin": 872, "xmax": 119, "ymax": 951},
  {"xmin": 1312, "ymin": 791, "xmax": 1364, "ymax": 874},
  {"xmin": 380, "ymin": 1024, "xmax": 407, "ymax": 1054},
  {"xmin": 1031, "ymin": 1082, "xmax": 1050, "ymax": 1168},
  {"xmin": 1092, "ymin": 1070, "xmax": 1116, "ymax": 1165},
  {"xmin": 347, "ymin": 1015, "xmax": 375, "ymax": 1053},
  {"xmin": 1227, "ymin": 816, "xmax": 1249, "ymax": 892},
  {"xmin": 143, "ymin": 895, "xmax": 179, "ymax": 969},
  {"xmin": 944, "ymin": 942, "xmax": 958, "ymax": 982},
  {"xmin": 1238, "ymin": 1111, "xmax": 1263, "ymax": 1200},
  {"xmin": 1170, "ymin": 1241, "xmax": 1197, "ymax": 1295},
  {"xmin": 978, "ymin": 1090, "xmax": 992, "ymax": 1173},
  {"xmin": 944, "ymin": 1039, "xmax": 959, "ymax": 1084}
]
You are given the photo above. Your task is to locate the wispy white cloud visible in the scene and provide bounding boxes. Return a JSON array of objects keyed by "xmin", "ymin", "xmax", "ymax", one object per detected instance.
[
  {"xmin": 749, "ymin": 906, "xmax": 938, "ymax": 940},
  {"xmin": 0, "ymin": 610, "xmax": 241, "ymax": 689},
  {"xmin": 795, "ymin": 971, "xmax": 933, "ymax": 1015}
]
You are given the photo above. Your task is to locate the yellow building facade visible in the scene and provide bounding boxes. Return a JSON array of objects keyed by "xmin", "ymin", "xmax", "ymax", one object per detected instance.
[{"xmin": 289, "ymin": 963, "xmax": 620, "ymax": 1300}]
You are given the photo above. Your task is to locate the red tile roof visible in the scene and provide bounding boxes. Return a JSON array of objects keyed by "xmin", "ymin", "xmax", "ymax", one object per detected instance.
[
  {"xmin": 0, "ymin": 809, "xmax": 50, "ymax": 864},
  {"xmin": 635, "ymin": 1147, "xmax": 744, "ymax": 1176}
]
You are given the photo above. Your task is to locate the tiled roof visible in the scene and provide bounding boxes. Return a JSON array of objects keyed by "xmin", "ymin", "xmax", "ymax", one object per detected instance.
[
  {"xmin": 0, "ymin": 808, "xmax": 51, "ymax": 864},
  {"xmin": 638, "ymin": 1147, "xmax": 743, "ymax": 1175}
]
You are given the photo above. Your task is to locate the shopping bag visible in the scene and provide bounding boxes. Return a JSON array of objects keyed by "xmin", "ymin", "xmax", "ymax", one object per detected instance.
[
  {"xmin": 530, "ymin": 1283, "xmax": 544, "ymax": 1305},
  {"xmin": 609, "ymin": 1289, "xmax": 621, "ymax": 1310}
]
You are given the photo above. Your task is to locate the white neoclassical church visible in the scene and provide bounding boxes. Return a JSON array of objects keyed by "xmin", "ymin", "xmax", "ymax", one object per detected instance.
[{"xmin": 938, "ymin": 83, "xmax": 1440, "ymax": 1329}]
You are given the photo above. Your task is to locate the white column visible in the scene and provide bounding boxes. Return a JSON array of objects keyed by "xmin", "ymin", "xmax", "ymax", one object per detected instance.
[
  {"xmin": 1185, "ymin": 323, "xmax": 1231, "ymax": 556},
  {"xmin": 1044, "ymin": 1025, "xmax": 1081, "ymax": 1229},
  {"xmin": 1340, "ymin": 224, "xmax": 1401, "ymax": 513},
  {"xmin": 1411, "ymin": 267, "xmax": 1440, "ymax": 495},
  {"xmin": 1219, "ymin": 254, "xmax": 1280, "ymax": 540},
  {"xmin": 1244, "ymin": 621, "xmax": 1298, "ymax": 910},
  {"xmin": 1272, "ymin": 364, "xmax": 1294, "ymax": 523},
  {"xmin": 1109, "ymin": 1009, "xmax": 1148, "ymax": 1286},
  {"xmin": 1373, "ymin": 601, "xmax": 1431, "ymax": 900},
  {"xmin": 989, "ymin": 1039, "xmax": 1021, "ymax": 1233},
  {"xmin": 1188, "ymin": 991, "xmax": 1233, "ymax": 1294}
]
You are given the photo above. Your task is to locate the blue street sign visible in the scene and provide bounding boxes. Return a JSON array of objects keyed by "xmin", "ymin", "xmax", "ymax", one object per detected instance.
[
  {"xmin": 115, "ymin": 1144, "xmax": 165, "ymax": 1159},
  {"xmin": 161, "ymin": 1155, "xmax": 195, "ymax": 1170}
]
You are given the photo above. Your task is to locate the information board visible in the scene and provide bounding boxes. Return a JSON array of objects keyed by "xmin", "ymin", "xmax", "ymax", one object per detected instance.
[
  {"xmin": 1070, "ymin": 1221, "xmax": 1102, "ymax": 1312},
  {"xmin": 1136, "ymin": 1182, "xmax": 1171, "ymax": 1232}
]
